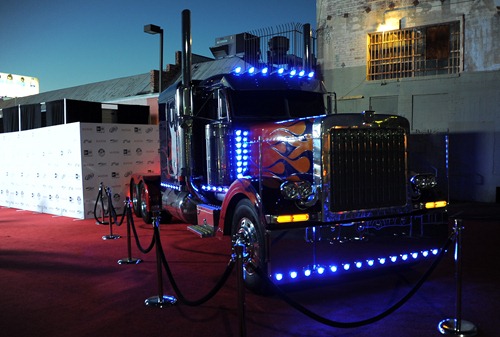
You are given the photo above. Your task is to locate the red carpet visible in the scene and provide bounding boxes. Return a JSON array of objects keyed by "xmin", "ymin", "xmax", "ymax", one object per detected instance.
[{"xmin": 1, "ymin": 204, "xmax": 499, "ymax": 337}]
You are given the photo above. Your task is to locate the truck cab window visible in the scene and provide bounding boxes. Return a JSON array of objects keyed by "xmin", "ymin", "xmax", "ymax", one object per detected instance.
[
  {"xmin": 229, "ymin": 89, "xmax": 324, "ymax": 121},
  {"xmin": 217, "ymin": 89, "xmax": 228, "ymax": 121}
]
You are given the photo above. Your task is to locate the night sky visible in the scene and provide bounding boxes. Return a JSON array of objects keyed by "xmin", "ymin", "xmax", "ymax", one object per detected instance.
[{"xmin": 1, "ymin": 0, "xmax": 315, "ymax": 93}]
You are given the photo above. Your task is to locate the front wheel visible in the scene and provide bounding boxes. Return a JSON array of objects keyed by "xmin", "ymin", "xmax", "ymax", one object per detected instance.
[
  {"xmin": 232, "ymin": 199, "xmax": 268, "ymax": 294},
  {"xmin": 130, "ymin": 180, "xmax": 142, "ymax": 217},
  {"xmin": 139, "ymin": 181, "xmax": 152, "ymax": 224}
]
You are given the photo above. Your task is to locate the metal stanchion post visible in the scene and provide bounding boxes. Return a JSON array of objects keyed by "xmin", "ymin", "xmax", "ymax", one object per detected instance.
[
  {"xmin": 145, "ymin": 209, "xmax": 177, "ymax": 308},
  {"xmin": 235, "ymin": 243, "xmax": 247, "ymax": 337},
  {"xmin": 102, "ymin": 187, "xmax": 120, "ymax": 240},
  {"xmin": 118, "ymin": 198, "xmax": 142, "ymax": 265},
  {"xmin": 96, "ymin": 182, "xmax": 109, "ymax": 225},
  {"xmin": 438, "ymin": 218, "xmax": 477, "ymax": 336}
]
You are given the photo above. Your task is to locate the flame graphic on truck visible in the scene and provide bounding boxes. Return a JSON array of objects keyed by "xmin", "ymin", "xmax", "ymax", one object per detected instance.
[{"xmin": 259, "ymin": 120, "xmax": 313, "ymax": 179}]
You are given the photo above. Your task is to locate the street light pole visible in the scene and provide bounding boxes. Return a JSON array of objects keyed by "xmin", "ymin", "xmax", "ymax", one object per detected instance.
[{"xmin": 144, "ymin": 24, "xmax": 164, "ymax": 93}]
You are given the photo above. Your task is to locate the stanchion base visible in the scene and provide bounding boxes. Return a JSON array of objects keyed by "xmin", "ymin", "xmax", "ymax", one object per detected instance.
[
  {"xmin": 102, "ymin": 235, "xmax": 121, "ymax": 240},
  {"xmin": 117, "ymin": 257, "xmax": 142, "ymax": 265},
  {"xmin": 438, "ymin": 318, "xmax": 478, "ymax": 336},
  {"xmin": 145, "ymin": 295, "xmax": 177, "ymax": 308},
  {"xmin": 96, "ymin": 221, "xmax": 109, "ymax": 225}
]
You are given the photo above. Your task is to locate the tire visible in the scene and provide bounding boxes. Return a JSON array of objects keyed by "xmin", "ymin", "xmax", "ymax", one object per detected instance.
[
  {"xmin": 139, "ymin": 181, "xmax": 152, "ymax": 224},
  {"xmin": 160, "ymin": 210, "xmax": 173, "ymax": 224},
  {"xmin": 232, "ymin": 199, "xmax": 268, "ymax": 294},
  {"xmin": 130, "ymin": 180, "xmax": 142, "ymax": 217}
]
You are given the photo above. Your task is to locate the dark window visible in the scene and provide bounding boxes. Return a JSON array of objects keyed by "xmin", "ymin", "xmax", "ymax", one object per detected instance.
[{"xmin": 229, "ymin": 90, "xmax": 325, "ymax": 120}]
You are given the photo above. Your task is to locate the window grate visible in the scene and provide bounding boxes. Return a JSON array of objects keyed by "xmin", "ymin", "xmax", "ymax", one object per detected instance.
[{"xmin": 367, "ymin": 21, "xmax": 461, "ymax": 81}]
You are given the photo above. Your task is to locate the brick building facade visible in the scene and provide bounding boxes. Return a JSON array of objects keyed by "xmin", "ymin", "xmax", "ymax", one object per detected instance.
[{"xmin": 316, "ymin": 0, "xmax": 500, "ymax": 202}]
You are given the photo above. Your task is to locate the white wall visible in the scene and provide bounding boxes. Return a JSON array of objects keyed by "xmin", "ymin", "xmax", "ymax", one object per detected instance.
[{"xmin": 0, "ymin": 122, "xmax": 159, "ymax": 219}]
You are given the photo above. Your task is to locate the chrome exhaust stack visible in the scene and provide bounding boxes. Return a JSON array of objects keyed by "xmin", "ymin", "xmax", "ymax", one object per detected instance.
[
  {"xmin": 181, "ymin": 9, "xmax": 192, "ymax": 90},
  {"xmin": 179, "ymin": 9, "xmax": 193, "ymax": 179},
  {"xmin": 303, "ymin": 23, "xmax": 312, "ymax": 72}
]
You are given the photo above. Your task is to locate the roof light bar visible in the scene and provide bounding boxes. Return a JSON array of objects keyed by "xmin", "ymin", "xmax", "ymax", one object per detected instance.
[{"xmin": 231, "ymin": 66, "xmax": 316, "ymax": 78}]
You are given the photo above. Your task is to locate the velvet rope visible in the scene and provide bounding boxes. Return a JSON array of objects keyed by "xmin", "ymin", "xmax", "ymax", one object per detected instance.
[
  {"xmin": 93, "ymin": 183, "xmax": 126, "ymax": 226},
  {"xmin": 252, "ymin": 232, "xmax": 455, "ymax": 329},
  {"xmin": 127, "ymin": 207, "xmax": 156, "ymax": 254},
  {"xmin": 156, "ymin": 230, "xmax": 236, "ymax": 307},
  {"xmin": 106, "ymin": 189, "xmax": 126, "ymax": 227},
  {"xmin": 93, "ymin": 183, "xmax": 108, "ymax": 225}
]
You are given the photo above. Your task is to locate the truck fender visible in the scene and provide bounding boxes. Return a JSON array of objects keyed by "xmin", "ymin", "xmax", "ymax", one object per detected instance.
[{"xmin": 217, "ymin": 179, "xmax": 264, "ymax": 237}]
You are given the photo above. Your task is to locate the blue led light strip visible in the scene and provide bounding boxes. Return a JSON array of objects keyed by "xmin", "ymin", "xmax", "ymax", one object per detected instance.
[
  {"xmin": 234, "ymin": 129, "xmax": 250, "ymax": 179},
  {"xmin": 161, "ymin": 182, "xmax": 181, "ymax": 191},
  {"xmin": 273, "ymin": 248, "xmax": 440, "ymax": 282},
  {"xmin": 201, "ymin": 185, "xmax": 229, "ymax": 193}
]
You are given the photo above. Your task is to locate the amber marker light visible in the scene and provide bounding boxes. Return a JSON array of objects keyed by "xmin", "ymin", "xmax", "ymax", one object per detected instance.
[
  {"xmin": 276, "ymin": 214, "xmax": 310, "ymax": 223},
  {"xmin": 425, "ymin": 201, "xmax": 448, "ymax": 209}
]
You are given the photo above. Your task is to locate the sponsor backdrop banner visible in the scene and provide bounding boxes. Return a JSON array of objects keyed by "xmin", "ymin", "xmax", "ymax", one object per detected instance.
[
  {"xmin": 0, "ymin": 123, "xmax": 82, "ymax": 217},
  {"xmin": 80, "ymin": 123, "xmax": 159, "ymax": 219},
  {"xmin": 0, "ymin": 122, "xmax": 159, "ymax": 219}
]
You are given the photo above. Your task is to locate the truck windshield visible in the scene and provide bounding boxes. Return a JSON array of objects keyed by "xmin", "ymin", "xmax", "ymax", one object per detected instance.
[{"xmin": 229, "ymin": 89, "xmax": 325, "ymax": 120}]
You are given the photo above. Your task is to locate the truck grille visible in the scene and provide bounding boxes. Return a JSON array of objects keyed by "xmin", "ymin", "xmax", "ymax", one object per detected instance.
[{"xmin": 330, "ymin": 128, "xmax": 407, "ymax": 212}]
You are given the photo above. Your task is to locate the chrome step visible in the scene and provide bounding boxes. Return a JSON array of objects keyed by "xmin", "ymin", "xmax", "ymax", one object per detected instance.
[{"xmin": 187, "ymin": 224, "xmax": 215, "ymax": 238}]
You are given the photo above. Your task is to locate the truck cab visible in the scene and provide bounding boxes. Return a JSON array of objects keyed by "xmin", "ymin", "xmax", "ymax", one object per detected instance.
[{"xmin": 130, "ymin": 10, "xmax": 448, "ymax": 293}]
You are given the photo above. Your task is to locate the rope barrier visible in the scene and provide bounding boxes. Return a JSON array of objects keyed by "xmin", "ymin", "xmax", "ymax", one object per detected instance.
[
  {"xmin": 438, "ymin": 219, "xmax": 478, "ymax": 335},
  {"xmin": 145, "ymin": 212, "xmax": 177, "ymax": 308},
  {"xmin": 93, "ymin": 182, "xmax": 109, "ymax": 225},
  {"xmin": 108, "ymin": 188, "xmax": 126, "ymax": 227},
  {"xmin": 155, "ymin": 226, "xmax": 236, "ymax": 307},
  {"xmin": 118, "ymin": 191, "xmax": 457, "ymax": 333},
  {"xmin": 128, "ymin": 206, "xmax": 156, "ymax": 254},
  {"xmin": 118, "ymin": 199, "xmax": 143, "ymax": 265},
  {"xmin": 93, "ymin": 182, "xmax": 228, "ymax": 306},
  {"xmin": 93, "ymin": 183, "xmax": 127, "ymax": 227},
  {"xmin": 251, "ymin": 232, "xmax": 455, "ymax": 329}
]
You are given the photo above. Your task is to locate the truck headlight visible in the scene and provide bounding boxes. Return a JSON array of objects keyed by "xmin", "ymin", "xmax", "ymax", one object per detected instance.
[
  {"xmin": 281, "ymin": 181, "xmax": 300, "ymax": 199},
  {"xmin": 410, "ymin": 173, "xmax": 437, "ymax": 190},
  {"xmin": 281, "ymin": 180, "xmax": 314, "ymax": 202}
]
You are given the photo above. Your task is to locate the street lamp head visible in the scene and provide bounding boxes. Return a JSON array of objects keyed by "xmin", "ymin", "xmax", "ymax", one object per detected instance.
[
  {"xmin": 144, "ymin": 23, "xmax": 164, "ymax": 92},
  {"xmin": 144, "ymin": 24, "xmax": 163, "ymax": 34}
]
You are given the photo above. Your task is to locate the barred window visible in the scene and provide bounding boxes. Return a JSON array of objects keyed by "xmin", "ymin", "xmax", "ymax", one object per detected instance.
[{"xmin": 367, "ymin": 21, "xmax": 461, "ymax": 81}]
